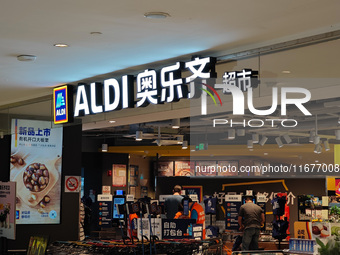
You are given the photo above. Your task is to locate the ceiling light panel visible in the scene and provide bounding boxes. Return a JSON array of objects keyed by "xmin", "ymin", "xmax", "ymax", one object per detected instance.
[{"xmin": 54, "ymin": 43, "xmax": 69, "ymax": 47}]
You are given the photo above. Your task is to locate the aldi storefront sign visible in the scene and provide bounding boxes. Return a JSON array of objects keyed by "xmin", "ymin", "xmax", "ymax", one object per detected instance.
[
  {"xmin": 73, "ymin": 57, "xmax": 217, "ymax": 117},
  {"xmin": 54, "ymin": 55, "xmax": 312, "ymax": 122}
]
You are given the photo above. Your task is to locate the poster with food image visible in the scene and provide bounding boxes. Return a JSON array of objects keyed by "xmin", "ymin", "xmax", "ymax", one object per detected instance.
[
  {"xmin": 175, "ymin": 161, "xmax": 194, "ymax": 176},
  {"xmin": 330, "ymin": 223, "xmax": 340, "ymax": 237},
  {"xmin": 10, "ymin": 119, "xmax": 63, "ymax": 224},
  {"xmin": 112, "ymin": 164, "xmax": 127, "ymax": 187},
  {"xmin": 195, "ymin": 161, "xmax": 217, "ymax": 176},
  {"xmin": 157, "ymin": 162, "xmax": 174, "ymax": 177},
  {"xmin": 311, "ymin": 222, "xmax": 330, "ymax": 241},
  {"xmin": 217, "ymin": 161, "xmax": 239, "ymax": 176}
]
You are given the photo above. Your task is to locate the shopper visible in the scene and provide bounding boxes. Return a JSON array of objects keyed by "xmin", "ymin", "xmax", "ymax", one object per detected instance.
[
  {"xmin": 174, "ymin": 203, "xmax": 184, "ymax": 219},
  {"xmin": 238, "ymin": 196, "xmax": 265, "ymax": 251},
  {"xmin": 173, "ymin": 197, "xmax": 206, "ymax": 239},
  {"xmin": 164, "ymin": 185, "xmax": 183, "ymax": 219},
  {"xmin": 188, "ymin": 199, "xmax": 206, "ymax": 239}
]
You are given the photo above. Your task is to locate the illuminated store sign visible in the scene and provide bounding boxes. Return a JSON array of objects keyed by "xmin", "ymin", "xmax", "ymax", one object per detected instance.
[
  {"xmin": 73, "ymin": 57, "xmax": 217, "ymax": 117},
  {"xmin": 53, "ymin": 85, "xmax": 73, "ymax": 124},
  {"xmin": 71, "ymin": 56, "xmax": 311, "ymax": 121},
  {"xmin": 221, "ymin": 69, "xmax": 259, "ymax": 93}
]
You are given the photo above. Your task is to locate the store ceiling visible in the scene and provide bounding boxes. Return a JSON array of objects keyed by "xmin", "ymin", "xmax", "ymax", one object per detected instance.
[
  {"xmin": 83, "ymin": 97, "xmax": 339, "ymax": 165},
  {"xmin": 106, "ymin": 144, "xmax": 334, "ymax": 166},
  {"xmin": 1, "ymin": 1, "xmax": 340, "ymax": 165},
  {"xmin": 1, "ymin": 0, "xmax": 340, "ymax": 107}
]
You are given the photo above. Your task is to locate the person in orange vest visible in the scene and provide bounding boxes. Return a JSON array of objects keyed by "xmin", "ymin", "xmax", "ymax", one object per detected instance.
[
  {"xmin": 174, "ymin": 203, "xmax": 184, "ymax": 219},
  {"xmin": 174, "ymin": 198, "xmax": 206, "ymax": 239},
  {"xmin": 189, "ymin": 199, "xmax": 206, "ymax": 239},
  {"xmin": 127, "ymin": 213, "xmax": 139, "ymax": 239}
]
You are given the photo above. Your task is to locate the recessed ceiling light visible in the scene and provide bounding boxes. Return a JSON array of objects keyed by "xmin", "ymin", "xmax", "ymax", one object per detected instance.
[
  {"xmin": 108, "ymin": 120, "xmax": 116, "ymax": 123},
  {"xmin": 282, "ymin": 70, "xmax": 291, "ymax": 74},
  {"xmin": 54, "ymin": 43, "xmax": 69, "ymax": 48},
  {"xmin": 144, "ymin": 12, "xmax": 170, "ymax": 19},
  {"xmin": 264, "ymin": 152, "xmax": 268, "ymax": 156},
  {"xmin": 315, "ymin": 160, "xmax": 319, "ymax": 163}
]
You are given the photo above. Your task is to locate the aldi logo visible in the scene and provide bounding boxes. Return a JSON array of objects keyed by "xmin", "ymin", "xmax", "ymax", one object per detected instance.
[{"xmin": 53, "ymin": 85, "xmax": 73, "ymax": 124}]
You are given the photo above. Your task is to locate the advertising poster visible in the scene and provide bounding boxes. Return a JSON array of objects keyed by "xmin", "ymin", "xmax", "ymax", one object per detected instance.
[
  {"xmin": 157, "ymin": 162, "xmax": 174, "ymax": 176},
  {"xmin": 335, "ymin": 178, "xmax": 340, "ymax": 196},
  {"xmin": 175, "ymin": 161, "xmax": 194, "ymax": 176},
  {"xmin": 129, "ymin": 165, "xmax": 138, "ymax": 186},
  {"xmin": 217, "ymin": 161, "xmax": 239, "ymax": 176},
  {"xmin": 311, "ymin": 222, "xmax": 331, "ymax": 240},
  {"xmin": 10, "ymin": 119, "xmax": 63, "ymax": 224},
  {"xmin": 0, "ymin": 182, "xmax": 16, "ymax": 240},
  {"xmin": 112, "ymin": 164, "xmax": 127, "ymax": 187},
  {"xmin": 195, "ymin": 161, "xmax": 217, "ymax": 177}
]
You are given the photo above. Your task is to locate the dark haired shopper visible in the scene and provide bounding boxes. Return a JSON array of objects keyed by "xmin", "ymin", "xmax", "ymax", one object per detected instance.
[
  {"xmin": 238, "ymin": 196, "xmax": 265, "ymax": 251},
  {"xmin": 164, "ymin": 185, "xmax": 183, "ymax": 219}
]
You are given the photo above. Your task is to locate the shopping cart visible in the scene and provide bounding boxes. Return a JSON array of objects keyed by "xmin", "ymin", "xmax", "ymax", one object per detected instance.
[{"xmin": 231, "ymin": 250, "xmax": 285, "ymax": 255}]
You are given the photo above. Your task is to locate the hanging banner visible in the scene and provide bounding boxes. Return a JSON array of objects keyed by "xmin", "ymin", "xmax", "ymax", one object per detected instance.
[
  {"xmin": 10, "ymin": 119, "xmax": 63, "ymax": 224},
  {"xmin": 0, "ymin": 182, "xmax": 16, "ymax": 240}
]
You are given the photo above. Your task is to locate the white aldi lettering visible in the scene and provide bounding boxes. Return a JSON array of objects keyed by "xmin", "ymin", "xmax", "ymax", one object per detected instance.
[
  {"xmin": 73, "ymin": 57, "xmax": 216, "ymax": 116},
  {"xmin": 74, "ymin": 85, "xmax": 90, "ymax": 116},
  {"xmin": 104, "ymin": 79, "xmax": 120, "ymax": 112},
  {"xmin": 74, "ymin": 75, "xmax": 134, "ymax": 117}
]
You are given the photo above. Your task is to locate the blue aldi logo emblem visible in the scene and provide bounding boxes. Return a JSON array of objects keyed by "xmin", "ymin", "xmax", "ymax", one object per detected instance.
[{"xmin": 53, "ymin": 85, "xmax": 71, "ymax": 124}]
